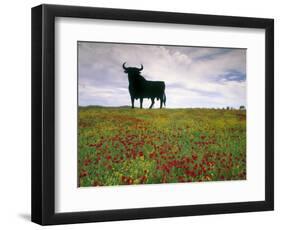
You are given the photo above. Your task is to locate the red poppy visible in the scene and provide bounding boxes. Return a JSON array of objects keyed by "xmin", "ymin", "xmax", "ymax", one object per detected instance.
[
  {"xmin": 192, "ymin": 154, "xmax": 198, "ymax": 161},
  {"xmin": 79, "ymin": 170, "xmax": 88, "ymax": 178},
  {"xmin": 200, "ymin": 135, "xmax": 206, "ymax": 140}
]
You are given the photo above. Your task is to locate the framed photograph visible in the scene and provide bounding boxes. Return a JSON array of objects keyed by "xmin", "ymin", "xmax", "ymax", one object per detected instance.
[{"xmin": 31, "ymin": 4, "xmax": 274, "ymax": 225}]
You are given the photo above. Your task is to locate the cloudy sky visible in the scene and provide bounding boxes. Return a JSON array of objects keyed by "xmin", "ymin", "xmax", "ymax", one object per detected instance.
[{"xmin": 78, "ymin": 42, "xmax": 246, "ymax": 108}]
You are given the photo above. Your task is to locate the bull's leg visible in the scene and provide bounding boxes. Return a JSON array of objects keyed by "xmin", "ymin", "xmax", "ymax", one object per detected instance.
[
  {"xmin": 140, "ymin": 98, "xmax": 143, "ymax": 109},
  {"xmin": 131, "ymin": 96, "xmax": 134, "ymax": 108},
  {"xmin": 149, "ymin": 98, "xmax": 155, "ymax": 109},
  {"xmin": 160, "ymin": 99, "xmax": 163, "ymax": 109}
]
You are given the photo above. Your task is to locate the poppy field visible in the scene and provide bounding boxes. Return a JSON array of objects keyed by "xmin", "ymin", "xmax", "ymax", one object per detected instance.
[{"xmin": 78, "ymin": 107, "xmax": 246, "ymax": 187}]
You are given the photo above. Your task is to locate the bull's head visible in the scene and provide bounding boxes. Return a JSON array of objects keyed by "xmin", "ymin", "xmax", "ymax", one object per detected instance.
[{"xmin": 123, "ymin": 62, "xmax": 143, "ymax": 74}]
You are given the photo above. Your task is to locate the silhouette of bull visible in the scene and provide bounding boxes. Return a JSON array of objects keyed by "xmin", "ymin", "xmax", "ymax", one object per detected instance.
[{"xmin": 123, "ymin": 62, "xmax": 166, "ymax": 109}]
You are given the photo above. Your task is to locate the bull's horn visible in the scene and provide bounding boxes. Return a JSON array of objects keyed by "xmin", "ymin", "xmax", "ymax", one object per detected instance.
[
  {"xmin": 138, "ymin": 64, "xmax": 143, "ymax": 71},
  {"xmin": 122, "ymin": 62, "xmax": 128, "ymax": 70}
]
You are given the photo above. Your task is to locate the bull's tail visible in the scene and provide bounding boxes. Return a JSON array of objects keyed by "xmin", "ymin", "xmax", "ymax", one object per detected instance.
[{"xmin": 163, "ymin": 92, "xmax": 166, "ymax": 107}]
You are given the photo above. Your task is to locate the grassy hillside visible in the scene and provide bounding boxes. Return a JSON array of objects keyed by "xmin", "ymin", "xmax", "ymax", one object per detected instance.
[{"xmin": 78, "ymin": 107, "xmax": 246, "ymax": 187}]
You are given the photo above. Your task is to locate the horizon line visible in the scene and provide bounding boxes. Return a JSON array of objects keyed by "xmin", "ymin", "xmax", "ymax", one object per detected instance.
[{"xmin": 78, "ymin": 105, "xmax": 246, "ymax": 109}]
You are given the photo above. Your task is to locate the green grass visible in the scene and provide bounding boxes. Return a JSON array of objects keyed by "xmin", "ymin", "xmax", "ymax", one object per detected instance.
[{"xmin": 78, "ymin": 107, "xmax": 246, "ymax": 187}]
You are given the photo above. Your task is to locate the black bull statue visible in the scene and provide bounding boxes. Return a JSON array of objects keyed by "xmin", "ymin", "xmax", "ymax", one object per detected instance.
[{"xmin": 123, "ymin": 62, "xmax": 166, "ymax": 109}]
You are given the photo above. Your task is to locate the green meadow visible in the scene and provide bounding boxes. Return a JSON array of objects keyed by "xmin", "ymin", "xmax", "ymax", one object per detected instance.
[{"xmin": 78, "ymin": 107, "xmax": 246, "ymax": 187}]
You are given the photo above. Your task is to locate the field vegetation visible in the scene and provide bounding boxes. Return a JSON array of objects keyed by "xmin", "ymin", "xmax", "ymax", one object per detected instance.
[{"xmin": 78, "ymin": 107, "xmax": 246, "ymax": 187}]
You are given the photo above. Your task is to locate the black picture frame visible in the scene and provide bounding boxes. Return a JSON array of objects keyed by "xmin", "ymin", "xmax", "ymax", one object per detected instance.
[{"xmin": 31, "ymin": 4, "xmax": 274, "ymax": 225}]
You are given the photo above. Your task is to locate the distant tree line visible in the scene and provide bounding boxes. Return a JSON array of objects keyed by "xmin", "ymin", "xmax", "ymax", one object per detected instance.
[{"xmin": 223, "ymin": 105, "xmax": 246, "ymax": 110}]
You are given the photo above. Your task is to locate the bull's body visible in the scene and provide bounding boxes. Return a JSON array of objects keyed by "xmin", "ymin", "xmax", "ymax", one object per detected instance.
[{"xmin": 123, "ymin": 63, "xmax": 166, "ymax": 109}]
